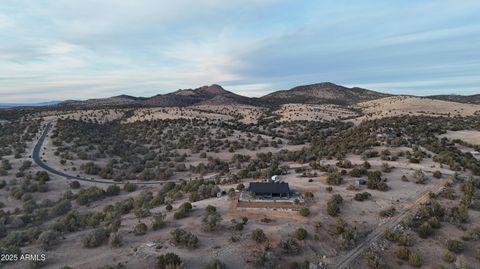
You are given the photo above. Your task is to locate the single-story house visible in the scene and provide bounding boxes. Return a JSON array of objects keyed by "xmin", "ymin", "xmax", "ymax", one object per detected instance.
[{"xmin": 248, "ymin": 182, "xmax": 290, "ymax": 198}]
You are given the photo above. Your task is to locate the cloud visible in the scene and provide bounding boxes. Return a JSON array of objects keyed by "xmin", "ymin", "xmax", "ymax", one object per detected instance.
[
  {"xmin": 0, "ymin": 0, "xmax": 479, "ymax": 102},
  {"xmin": 0, "ymin": 14, "xmax": 14, "ymax": 29}
]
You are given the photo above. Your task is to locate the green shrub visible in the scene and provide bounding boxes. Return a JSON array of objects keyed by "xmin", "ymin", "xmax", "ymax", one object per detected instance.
[
  {"xmin": 366, "ymin": 171, "xmax": 389, "ymax": 191},
  {"xmin": 35, "ymin": 171, "xmax": 50, "ymax": 182},
  {"xmin": 332, "ymin": 194, "xmax": 343, "ymax": 204},
  {"xmin": 152, "ymin": 214, "xmax": 167, "ymax": 231},
  {"xmin": 397, "ymin": 232, "xmax": 414, "ymax": 247},
  {"xmin": 81, "ymin": 228, "xmax": 109, "ymax": 248},
  {"xmin": 396, "ymin": 246, "xmax": 410, "ymax": 260},
  {"xmin": 299, "ymin": 206, "xmax": 310, "ymax": 217},
  {"xmin": 170, "ymin": 228, "xmax": 198, "ymax": 248},
  {"xmin": 379, "ymin": 206, "xmax": 396, "ymax": 218},
  {"xmin": 413, "ymin": 170, "xmax": 428, "ymax": 184},
  {"xmin": 76, "ymin": 186, "xmax": 105, "ymax": 205},
  {"xmin": 427, "ymin": 216, "xmax": 440, "ymax": 229},
  {"xmin": 327, "ymin": 171, "xmax": 342, "ymax": 185},
  {"xmin": 416, "ymin": 222, "xmax": 433, "ymax": 238},
  {"xmin": 108, "ymin": 232, "xmax": 122, "ymax": 248},
  {"xmin": 327, "ymin": 199, "xmax": 340, "ymax": 216},
  {"xmin": 134, "ymin": 223, "xmax": 148, "ymax": 236},
  {"xmin": 236, "ymin": 183, "xmax": 245, "ymax": 191},
  {"xmin": 295, "ymin": 228, "xmax": 307, "ymax": 240},
  {"xmin": 326, "ymin": 194, "xmax": 343, "ymax": 217},
  {"xmin": 442, "ymin": 250, "xmax": 456, "ymax": 263},
  {"xmin": 37, "ymin": 230, "xmax": 60, "ymax": 250},
  {"xmin": 123, "ymin": 182, "xmax": 137, "ymax": 192},
  {"xmin": 51, "ymin": 200, "xmax": 72, "ymax": 217},
  {"xmin": 252, "ymin": 228, "xmax": 267, "ymax": 243},
  {"xmin": 278, "ymin": 238, "xmax": 300, "ymax": 255},
  {"xmin": 205, "ymin": 259, "xmax": 226, "ymax": 269},
  {"xmin": 383, "ymin": 228, "xmax": 397, "ymax": 241},
  {"xmin": 446, "ymin": 239, "xmax": 464, "ymax": 254},
  {"xmin": 253, "ymin": 250, "xmax": 275, "ymax": 267},
  {"xmin": 363, "ymin": 251, "xmax": 385, "ymax": 269},
  {"xmin": 354, "ymin": 192, "xmax": 371, "ymax": 201},
  {"xmin": 156, "ymin": 253, "xmax": 183, "ymax": 269},
  {"xmin": 106, "ymin": 185, "xmax": 120, "ymax": 196},
  {"xmin": 202, "ymin": 206, "xmax": 222, "ymax": 231},
  {"xmin": 408, "ymin": 251, "xmax": 422, "ymax": 267},
  {"xmin": 70, "ymin": 181, "xmax": 80, "ymax": 189},
  {"xmin": 174, "ymin": 202, "xmax": 193, "ymax": 219},
  {"xmin": 461, "ymin": 227, "xmax": 480, "ymax": 241},
  {"xmin": 349, "ymin": 167, "xmax": 368, "ymax": 177}
]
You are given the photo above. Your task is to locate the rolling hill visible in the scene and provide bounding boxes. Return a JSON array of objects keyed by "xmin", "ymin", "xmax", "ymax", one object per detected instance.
[
  {"xmin": 58, "ymin": 95, "xmax": 145, "ymax": 107},
  {"xmin": 58, "ymin": 84, "xmax": 262, "ymax": 108},
  {"xmin": 36, "ymin": 82, "xmax": 480, "ymax": 109},
  {"xmin": 427, "ymin": 94, "xmax": 480, "ymax": 105},
  {"xmin": 0, "ymin": 101, "xmax": 62, "ymax": 108},
  {"xmin": 260, "ymin": 82, "xmax": 391, "ymax": 106},
  {"xmin": 142, "ymin": 84, "xmax": 259, "ymax": 106}
]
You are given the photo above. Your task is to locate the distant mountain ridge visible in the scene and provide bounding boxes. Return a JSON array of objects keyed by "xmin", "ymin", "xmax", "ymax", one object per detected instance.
[
  {"xmin": 427, "ymin": 94, "xmax": 480, "ymax": 105},
  {"xmin": 12, "ymin": 82, "xmax": 479, "ymax": 109},
  {"xmin": 57, "ymin": 84, "xmax": 264, "ymax": 108},
  {"xmin": 142, "ymin": 84, "xmax": 260, "ymax": 107},
  {"xmin": 60, "ymin": 95, "xmax": 145, "ymax": 107},
  {"xmin": 260, "ymin": 82, "xmax": 391, "ymax": 105},
  {"xmin": 0, "ymin": 101, "xmax": 62, "ymax": 108}
]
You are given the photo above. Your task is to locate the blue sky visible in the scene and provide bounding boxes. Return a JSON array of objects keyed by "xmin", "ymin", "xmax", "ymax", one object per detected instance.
[{"xmin": 1, "ymin": 0, "xmax": 480, "ymax": 102}]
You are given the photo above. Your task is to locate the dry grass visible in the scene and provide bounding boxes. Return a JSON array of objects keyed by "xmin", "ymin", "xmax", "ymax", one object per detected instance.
[
  {"xmin": 39, "ymin": 109, "xmax": 125, "ymax": 123},
  {"xmin": 191, "ymin": 104, "xmax": 267, "ymax": 124},
  {"xmin": 274, "ymin": 104, "xmax": 359, "ymax": 122},
  {"xmin": 439, "ymin": 130, "xmax": 480, "ymax": 145},
  {"xmin": 124, "ymin": 107, "xmax": 233, "ymax": 123},
  {"xmin": 354, "ymin": 96, "xmax": 480, "ymax": 122}
]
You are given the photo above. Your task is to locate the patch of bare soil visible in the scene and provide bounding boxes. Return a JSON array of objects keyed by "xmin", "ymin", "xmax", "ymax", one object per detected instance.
[
  {"xmin": 439, "ymin": 130, "xmax": 480, "ymax": 145},
  {"xmin": 274, "ymin": 103, "xmax": 359, "ymax": 121},
  {"xmin": 353, "ymin": 96, "xmax": 480, "ymax": 123}
]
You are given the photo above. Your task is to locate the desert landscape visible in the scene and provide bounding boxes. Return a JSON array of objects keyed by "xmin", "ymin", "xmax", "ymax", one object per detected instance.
[{"xmin": 0, "ymin": 82, "xmax": 479, "ymax": 269}]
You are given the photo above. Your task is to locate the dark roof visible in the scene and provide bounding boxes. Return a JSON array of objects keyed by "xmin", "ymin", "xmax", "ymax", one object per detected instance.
[{"xmin": 248, "ymin": 182, "xmax": 290, "ymax": 194}]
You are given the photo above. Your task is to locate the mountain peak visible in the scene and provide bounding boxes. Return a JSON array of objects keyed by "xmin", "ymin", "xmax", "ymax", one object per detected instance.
[
  {"xmin": 195, "ymin": 84, "xmax": 229, "ymax": 95},
  {"xmin": 261, "ymin": 82, "xmax": 389, "ymax": 105},
  {"xmin": 52, "ymin": 82, "xmax": 396, "ymax": 109},
  {"xmin": 112, "ymin": 94, "xmax": 144, "ymax": 100},
  {"xmin": 310, "ymin": 81, "xmax": 342, "ymax": 87}
]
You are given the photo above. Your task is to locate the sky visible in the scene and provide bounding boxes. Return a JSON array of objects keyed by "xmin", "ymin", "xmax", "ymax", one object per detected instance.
[{"xmin": 1, "ymin": 0, "xmax": 480, "ymax": 102}]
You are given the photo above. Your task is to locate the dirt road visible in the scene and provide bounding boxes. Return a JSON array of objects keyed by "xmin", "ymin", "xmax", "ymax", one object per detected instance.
[{"xmin": 332, "ymin": 177, "xmax": 449, "ymax": 269}]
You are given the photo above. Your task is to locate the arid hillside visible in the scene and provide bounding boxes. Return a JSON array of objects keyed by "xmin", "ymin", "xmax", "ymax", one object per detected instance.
[
  {"xmin": 354, "ymin": 96, "xmax": 480, "ymax": 122},
  {"xmin": 1, "ymin": 83, "xmax": 480, "ymax": 269}
]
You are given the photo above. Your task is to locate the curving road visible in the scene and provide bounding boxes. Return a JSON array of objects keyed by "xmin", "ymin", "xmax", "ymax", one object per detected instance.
[{"xmin": 32, "ymin": 122, "xmax": 164, "ymax": 185}]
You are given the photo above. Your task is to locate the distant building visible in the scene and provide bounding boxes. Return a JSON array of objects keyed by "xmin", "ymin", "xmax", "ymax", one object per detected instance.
[
  {"xmin": 356, "ymin": 178, "xmax": 366, "ymax": 186},
  {"xmin": 248, "ymin": 182, "xmax": 290, "ymax": 198},
  {"xmin": 376, "ymin": 127, "xmax": 399, "ymax": 138},
  {"xmin": 216, "ymin": 190, "xmax": 226, "ymax": 198}
]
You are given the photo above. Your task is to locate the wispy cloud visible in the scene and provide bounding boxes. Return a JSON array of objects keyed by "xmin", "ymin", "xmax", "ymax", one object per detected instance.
[{"xmin": 0, "ymin": 0, "xmax": 479, "ymax": 102}]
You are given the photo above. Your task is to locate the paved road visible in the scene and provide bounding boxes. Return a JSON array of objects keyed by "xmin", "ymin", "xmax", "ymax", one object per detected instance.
[
  {"xmin": 32, "ymin": 123, "xmax": 165, "ymax": 185},
  {"xmin": 332, "ymin": 176, "xmax": 450, "ymax": 269}
]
